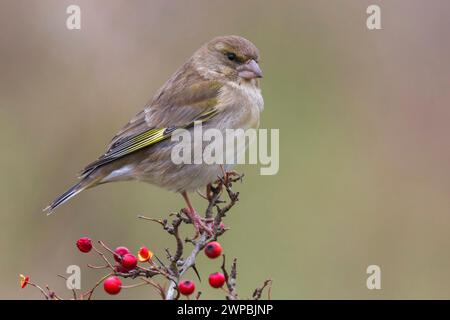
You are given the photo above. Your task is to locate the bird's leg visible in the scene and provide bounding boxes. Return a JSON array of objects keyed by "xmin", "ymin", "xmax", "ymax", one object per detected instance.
[{"xmin": 181, "ymin": 191, "xmax": 213, "ymax": 237}]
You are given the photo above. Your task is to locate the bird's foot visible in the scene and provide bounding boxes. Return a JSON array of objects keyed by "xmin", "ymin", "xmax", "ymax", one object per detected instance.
[
  {"xmin": 224, "ymin": 170, "xmax": 242, "ymax": 184},
  {"xmin": 182, "ymin": 208, "xmax": 214, "ymax": 239},
  {"xmin": 216, "ymin": 168, "xmax": 243, "ymax": 188}
]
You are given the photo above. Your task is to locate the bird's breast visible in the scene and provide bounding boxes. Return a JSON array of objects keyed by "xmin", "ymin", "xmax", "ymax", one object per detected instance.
[{"xmin": 216, "ymin": 80, "xmax": 264, "ymax": 130}]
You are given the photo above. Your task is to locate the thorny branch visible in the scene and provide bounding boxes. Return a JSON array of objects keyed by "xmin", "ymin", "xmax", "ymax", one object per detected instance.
[
  {"xmin": 162, "ymin": 174, "xmax": 242, "ymax": 300},
  {"xmin": 21, "ymin": 172, "xmax": 272, "ymax": 300}
]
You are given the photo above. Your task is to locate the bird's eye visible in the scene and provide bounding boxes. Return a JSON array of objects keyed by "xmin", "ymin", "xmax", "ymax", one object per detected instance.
[{"xmin": 226, "ymin": 52, "xmax": 236, "ymax": 61}]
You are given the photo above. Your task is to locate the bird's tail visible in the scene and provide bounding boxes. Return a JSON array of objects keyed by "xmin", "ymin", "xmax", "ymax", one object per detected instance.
[{"xmin": 43, "ymin": 175, "xmax": 102, "ymax": 215}]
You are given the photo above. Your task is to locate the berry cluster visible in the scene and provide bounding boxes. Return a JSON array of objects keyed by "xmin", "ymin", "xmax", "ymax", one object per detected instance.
[
  {"xmin": 76, "ymin": 237, "xmax": 229, "ymax": 296},
  {"xmin": 178, "ymin": 241, "xmax": 226, "ymax": 296},
  {"xmin": 74, "ymin": 238, "xmax": 156, "ymax": 295},
  {"xmin": 75, "ymin": 237, "xmax": 228, "ymax": 297}
]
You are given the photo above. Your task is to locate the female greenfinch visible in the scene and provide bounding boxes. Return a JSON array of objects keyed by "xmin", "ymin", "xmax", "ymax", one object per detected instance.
[{"xmin": 45, "ymin": 35, "xmax": 264, "ymax": 235}]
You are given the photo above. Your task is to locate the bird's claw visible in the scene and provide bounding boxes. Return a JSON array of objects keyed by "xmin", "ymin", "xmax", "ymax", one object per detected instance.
[
  {"xmin": 215, "ymin": 169, "xmax": 243, "ymax": 190},
  {"xmin": 182, "ymin": 208, "xmax": 214, "ymax": 239},
  {"xmin": 224, "ymin": 170, "xmax": 242, "ymax": 184}
]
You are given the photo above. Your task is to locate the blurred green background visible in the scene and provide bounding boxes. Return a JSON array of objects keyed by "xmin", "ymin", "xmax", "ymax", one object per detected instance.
[{"xmin": 1, "ymin": 0, "xmax": 450, "ymax": 299}]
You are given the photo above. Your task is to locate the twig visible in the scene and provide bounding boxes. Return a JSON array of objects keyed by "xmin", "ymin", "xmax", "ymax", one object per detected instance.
[
  {"xmin": 57, "ymin": 274, "xmax": 78, "ymax": 300},
  {"xmin": 221, "ymin": 255, "xmax": 238, "ymax": 300},
  {"xmin": 28, "ymin": 282, "xmax": 51, "ymax": 300},
  {"xmin": 252, "ymin": 279, "xmax": 273, "ymax": 300},
  {"xmin": 84, "ymin": 273, "xmax": 112, "ymax": 300}
]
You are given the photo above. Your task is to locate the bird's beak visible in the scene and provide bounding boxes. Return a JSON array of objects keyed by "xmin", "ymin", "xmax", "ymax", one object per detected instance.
[{"xmin": 237, "ymin": 59, "xmax": 263, "ymax": 80}]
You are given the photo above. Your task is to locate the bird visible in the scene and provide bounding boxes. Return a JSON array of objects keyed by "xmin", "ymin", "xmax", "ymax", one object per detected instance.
[{"xmin": 44, "ymin": 35, "xmax": 264, "ymax": 236}]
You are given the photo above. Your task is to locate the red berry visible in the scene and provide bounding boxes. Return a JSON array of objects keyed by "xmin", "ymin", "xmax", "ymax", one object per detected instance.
[
  {"xmin": 204, "ymin": 241, "xmax": 222, "ymax": 259},
  {"xmin": 137, "ymin": 246, "xmax": 153, "ymax": 262},
  {"xmin": 208, "ymin": 272, "xmax": 225, "ymax": 288},
  {"xmin": 19, "ymin": 274, "xmax": 29, "ymax": 289},
  {"xmin": 113, "ymin": 246, "xmax": 130, "ymax": 262},
  {"xmin": 76, "ymin": 237, "xmax": 92, "ymax": 253},
  {"xmin": 114, "ymin": 264, "xmax": 128, "ymax": 273},
  {"xmin": 103, "ymin": 276, "xmax": 122, "ymax": 295},
  {"xmin": 178, "ymin": 280, "xmax": 195, "ymax": 295},
  {"xmin": 121, "ymin": 253, "xmax": 138, "ymax": 270}
]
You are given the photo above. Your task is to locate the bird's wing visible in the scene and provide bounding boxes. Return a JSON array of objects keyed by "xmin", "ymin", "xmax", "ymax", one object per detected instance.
[{"xmin": 80, "ymin": 66, "xmax": 223, "ymax": 177}]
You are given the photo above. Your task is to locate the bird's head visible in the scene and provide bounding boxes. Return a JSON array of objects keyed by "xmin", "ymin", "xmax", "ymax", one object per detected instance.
[{"xmin": 193, "ymin": 35, "xmax": 262, "ymax": 82}]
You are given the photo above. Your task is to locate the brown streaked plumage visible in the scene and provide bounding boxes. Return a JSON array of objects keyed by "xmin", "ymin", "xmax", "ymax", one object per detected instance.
[{"xmin": 45, "ymin": 35, "xmax": 264, "ymax": 236}]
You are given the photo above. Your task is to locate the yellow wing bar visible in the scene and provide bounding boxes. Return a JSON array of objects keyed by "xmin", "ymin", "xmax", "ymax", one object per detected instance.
[{"xmin": 80, "ymin": 108, "xmax": 219, "ymax": 176}]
